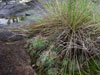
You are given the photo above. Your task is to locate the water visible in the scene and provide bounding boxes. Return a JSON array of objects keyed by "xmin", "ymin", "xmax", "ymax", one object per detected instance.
[
  {"xmin": 0, "ymin": 17, "xmax": 21, "ymax": 27},
  {"xmin": 0, "ymin": 1, "xmax": 47, "ymax": 28},
  {"xmin": 0, "ymin": 18, "xmax": 8, "ymax": 25}
]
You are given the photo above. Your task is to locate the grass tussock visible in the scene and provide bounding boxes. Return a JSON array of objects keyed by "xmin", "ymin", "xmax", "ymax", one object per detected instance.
[{"xmin": 26, "ymin": 0, "xmax": 100, "ymax": 74}]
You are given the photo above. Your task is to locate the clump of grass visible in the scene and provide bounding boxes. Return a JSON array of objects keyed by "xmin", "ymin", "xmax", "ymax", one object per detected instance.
[
  {"xmin": 36, "ymin": 50, "xmax": 57, "ymax": 68},
  {"xmin": 32, "ymin": 35, "xmax": 47, "ymax": 51},
  {"xmin": 26, "ymin": 35, "xmax": 47, "ymax": 51},
  {"xmin": 25, "ymin": 0, "xmax": 100, "ymax": 74},
  {"xmin": 42, "ymin": 0, "xmax": 99, "ymax": 30},
  {"xmin": 35, "ymin": 44, "xmax": 58, "ymax": 75},
  {"xmin": 47, "ymin": 68, "xmax": 58, "ymax": 75},
  {"xmin": 34, "ymin": 0, "xmax": 100, "ymax": 74}
]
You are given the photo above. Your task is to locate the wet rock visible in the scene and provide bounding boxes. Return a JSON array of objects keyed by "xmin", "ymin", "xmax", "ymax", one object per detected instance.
[
  {"xmin": 0, "ymin": 2, "xmax": 6, "ymax": 9},
  {"xmin": 0, "ymin": 0, "xmax": 43, "ymax": 18},
  {"xmin": 0, "ymin": 0, "xmax": 47, "ymax": 27},
  {"xmin": 0, "ymin": 1, "xmax": 31, "ymax": 18}
]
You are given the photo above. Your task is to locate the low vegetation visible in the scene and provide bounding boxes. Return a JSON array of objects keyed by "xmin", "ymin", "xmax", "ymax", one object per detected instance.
[{"xmin": 25, "ymin": 0, "xmax": 100, "ymax": 75}]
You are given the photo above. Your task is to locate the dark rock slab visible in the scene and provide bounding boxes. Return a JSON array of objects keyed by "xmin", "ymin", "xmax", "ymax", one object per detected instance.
[
  {"xmin": 0, "ymin": 41, "xmax": 37, "ymax": 75},
  {"xmin": 8, "ymin": 34, "xmax": 24, "ymax": 41},
  {"xmin": 0, "ymin": 50, "xmax": 3, "ymax": 56},
  {"xmin": 0, "ymin": 30, "xmax": 25, "ymax": 42},
  {"xmin": 0, "ymin": 31, "xmax": 13, "ymax": 41}
]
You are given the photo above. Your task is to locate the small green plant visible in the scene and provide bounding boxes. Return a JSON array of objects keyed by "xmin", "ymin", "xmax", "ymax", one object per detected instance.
[
  {"xmin": 32, "ymin": 35, "xmax": 47, "ymax": 51},
  {"xmin": 48, "ymin": 68, "xmax": 58, "ymax": 75},
  {"xmin": 26, "ymin": 35, "xmax": 47, "ymax": 52},
  {"xmin": 25, "ymin": 35, "xmax": 48, "ymax": 64},
  {"xmin": 36, "ymin": 50, "xmax": 57, "ymax": 68}
]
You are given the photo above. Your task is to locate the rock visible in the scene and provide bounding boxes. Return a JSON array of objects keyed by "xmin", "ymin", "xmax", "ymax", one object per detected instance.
[
  {"xmin": 0, "ymin": 2, "xmax": 6, "ymax": 9},
  {"xmin": 0, "ymin": 0, "xmax": 44, "ymax": 18},
  {"xmin": 0, "ymin": 1, "xmax": 31, "ymax": 18},
  {"xmin": 0, "ymin": 31, "xmax": 13, "ymax": 41},
  {"xmin": 8, "ymin": 34, "xmax": 24, "ymax": 41},
  {"xmin": 0, "ymin": 41, "xmax": 37, "ymax": 75},
  {"xmin": 0, "ymin": 50, "xmax": 3, "ymax": 56},
  {"xmin": 0, "ymin": 0, "xmax": 47, "ymax": 27},
  {"xmin": 0, "ymin": 30, "xmax": 25, "ymax": 42}
]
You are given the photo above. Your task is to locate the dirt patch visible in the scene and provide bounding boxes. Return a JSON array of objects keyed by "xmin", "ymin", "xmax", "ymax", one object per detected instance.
[{"xmin": 0, "ymin": 40, "xmax": 36, "ymax": 75}]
